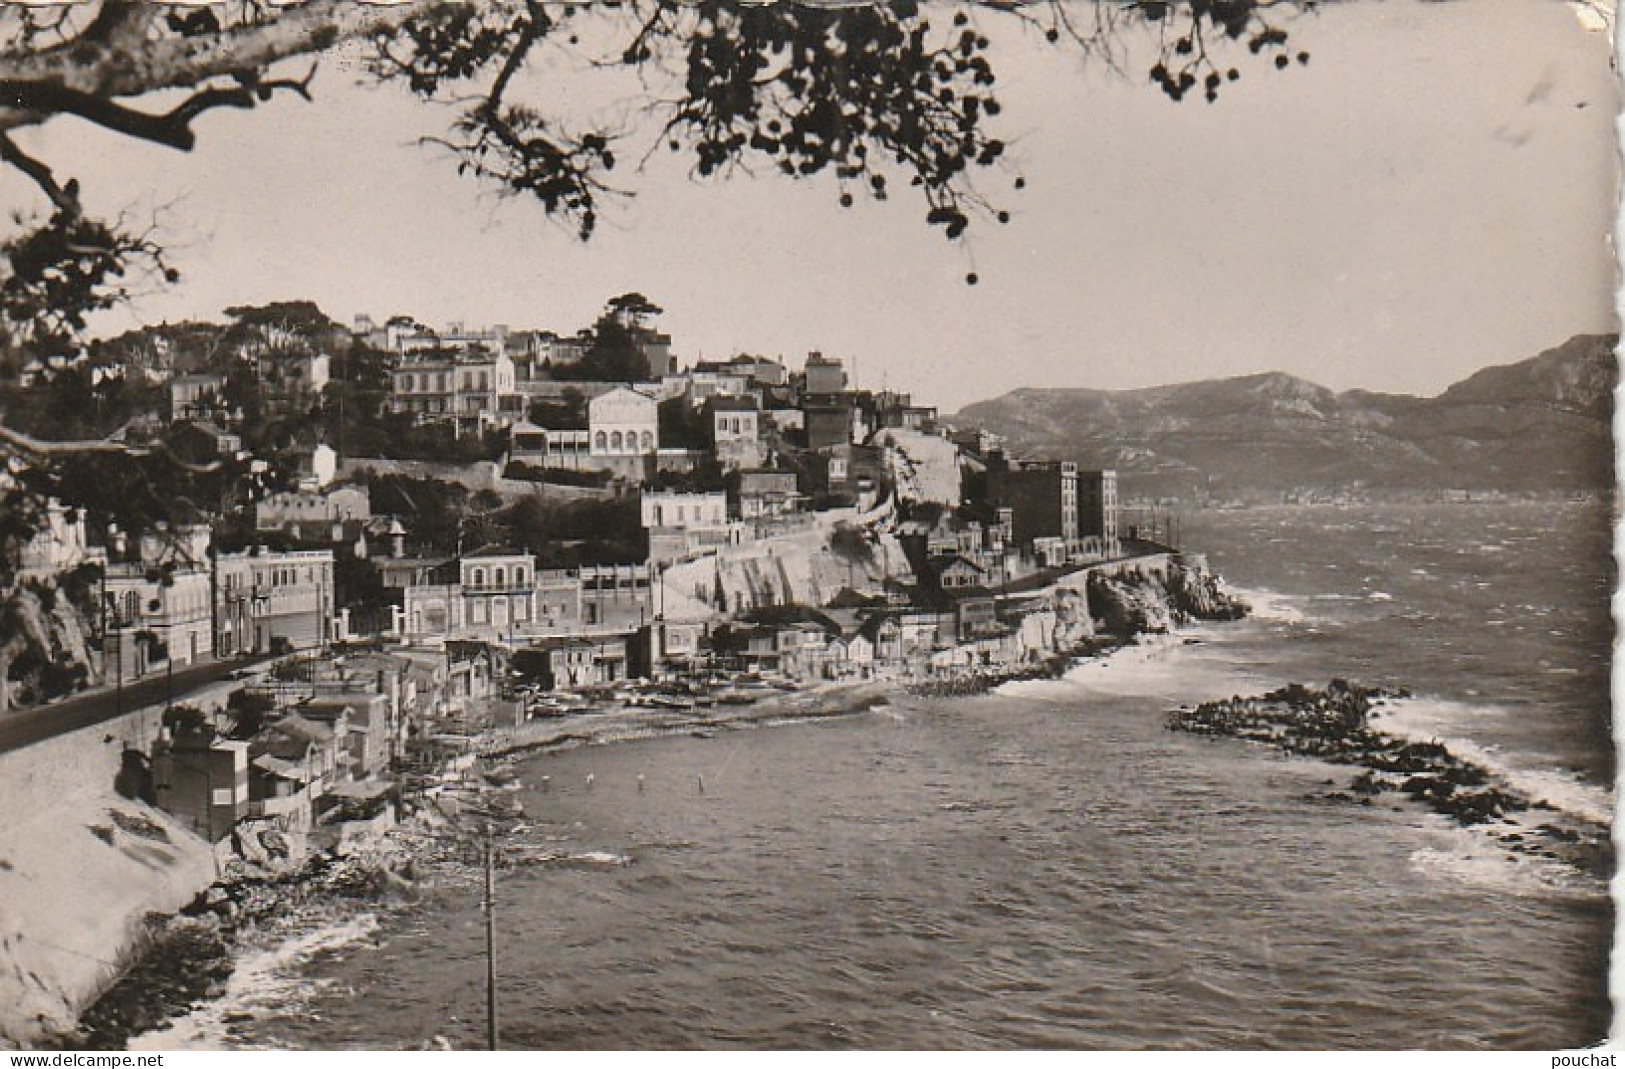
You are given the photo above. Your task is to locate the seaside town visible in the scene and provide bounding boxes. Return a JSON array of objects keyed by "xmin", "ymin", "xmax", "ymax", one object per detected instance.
[{"xmin": 0, "ymin": 295, "xmax": 1244, "ymax": 1044}]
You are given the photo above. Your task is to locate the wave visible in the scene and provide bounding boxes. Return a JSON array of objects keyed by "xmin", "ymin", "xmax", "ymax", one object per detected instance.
[
  {"xmin": 1408, "ymin": 832, "xmax": 1602, "ymax": 900},
  {"xmin": 1221, "ymin": 585, "xmax": 1309, "ymax": 624},
  {"xmin": 507, "ymin": 848, "xmax": 633, "ymax": 868},
  {"xmin": 129, "ymin": 912, "xmax": 381, "ymax": 1051},
  {"xmin": 1375, "ymin": 697, "xmax": 1614, "ymax": 827}
]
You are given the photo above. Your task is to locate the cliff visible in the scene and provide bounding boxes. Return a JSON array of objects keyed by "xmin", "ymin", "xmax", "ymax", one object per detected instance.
[
  {"xmin": 658, "ymin": 510, "xmax": 915, "ymax": 621},
  {"xmin": 0, "ymin": 572, "xmax": 101, "ymax": 714},
  {"xmin": 1086, "ymin": 555, "xmax": 1249, "ymax": 638}
]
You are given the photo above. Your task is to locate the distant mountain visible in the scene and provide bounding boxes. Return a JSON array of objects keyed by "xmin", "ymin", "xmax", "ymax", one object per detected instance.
[{"xmin": 952, "ymin": 334, "xmax": 1616, "ymax": 500}]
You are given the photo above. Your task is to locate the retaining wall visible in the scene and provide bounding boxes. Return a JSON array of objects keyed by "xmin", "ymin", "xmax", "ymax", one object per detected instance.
[{"xmin": 0, "ymin": 705, "xmax": 219, "ymax": 1048}]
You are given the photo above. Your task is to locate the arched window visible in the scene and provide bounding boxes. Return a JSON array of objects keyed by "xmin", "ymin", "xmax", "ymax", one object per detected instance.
[
  {"xmin": 494, "ymin": 567, "xmax": 506, "ymax": 587},
  {"xmin": 473, "ymin": 567, "xmax": 486, "ymax": 587},
  {"xmin": 610, "ymin": 431, "xmax": 624, "ymax": 451},
  {"xmin": 515, "ymin": 567, "xmax": 526, "ymax": 585},
  {"xmin": 641, "ymin": 430, "xmax": 654, "ymax": 451},
  {"xmin": 595, "ymin": 431, "xmax": 607, "ymax": 451}
]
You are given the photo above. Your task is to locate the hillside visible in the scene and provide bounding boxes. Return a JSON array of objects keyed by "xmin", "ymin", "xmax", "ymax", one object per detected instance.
[{"xmin": 952, "ymin": 334, "xmax": 1616, "ymax": 500}]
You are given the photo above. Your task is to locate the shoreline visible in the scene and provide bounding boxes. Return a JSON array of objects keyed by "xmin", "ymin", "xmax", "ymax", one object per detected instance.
[
  {"xmin": 66, "ymin": 563, "xmax": 1246, "ymax": 1050},
  {"xmin": 78, "ymin": 664, "xmax": 1019, "ymax": 1050},
  {"xmin": 89, "ymin": 609, "xmax": 1610, "ymax": 1050},
  {"xmin": 1166, "ymin": 681, "xmax": 1614, "ymax": 884},
  {"xmin": 474, "ymin": 676, "xmax": 902, "ymax": 761}
]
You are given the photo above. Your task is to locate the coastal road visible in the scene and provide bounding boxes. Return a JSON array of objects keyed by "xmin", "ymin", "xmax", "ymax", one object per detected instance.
[{"xmin": 0, "ymin": 656, "xmax": 268, "ymax": 755}]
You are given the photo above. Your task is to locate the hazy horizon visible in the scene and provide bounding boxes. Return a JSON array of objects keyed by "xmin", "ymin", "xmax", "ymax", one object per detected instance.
[{"xmin": 4, "ymin": 0, "xmax": 1616, "ymax": 411}]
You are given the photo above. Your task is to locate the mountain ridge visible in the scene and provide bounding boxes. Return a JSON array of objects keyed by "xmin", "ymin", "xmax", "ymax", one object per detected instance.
[{"xmin": 952, "ymin": 334, "xmax": 1617, "ymax": 499}]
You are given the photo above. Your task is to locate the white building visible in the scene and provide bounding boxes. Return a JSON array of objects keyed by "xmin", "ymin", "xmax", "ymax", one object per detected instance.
[
  {"xmin": 641, "ymin": 491, "xmax": 735, "ymax": 565},
  {"xmin": 458, "ymin": 547, "xmax": 537, "ymax": 633},
  {"xmin": 389, "ymin": 350, "xmax": 519, "ymax": 433},
  {"xmin": 255, "ymin": 485, "xmax": 371, "ymax": 537},
  {"xmin": 214, "ymin": 548, "xmax": 337, "ymax": 656},
  {"xmin": 103, "ymin": 523, "xmax": 215, "ymax": 681},
  {"xmin": 18, "ymin": 500, "xmax": 106, "ymax": 578},
  {"xmin": 401, "ymin": 548, "xmax": 537, "ymax": 638},
  {"xmin": 589, "ymin": 386, "xmax": 659, "ymax": 457},
  {"xmin": 710, "ymin": 396, "xmax": 764, "ymax": 470},
  {"xmin": 640, "ymin": 491, "xmax": 729, "ymax": 530}
]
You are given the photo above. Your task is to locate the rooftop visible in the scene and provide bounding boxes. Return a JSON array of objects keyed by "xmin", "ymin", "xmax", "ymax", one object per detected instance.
[{"xmin": 463, "ymin": 544, "xmax": 530, "ymax": 559}]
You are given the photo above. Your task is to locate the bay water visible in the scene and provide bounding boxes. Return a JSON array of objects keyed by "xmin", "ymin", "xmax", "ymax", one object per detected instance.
[{"xmin": 144, "ymin": 501, "xmax": 1615, "ymax": 1050}]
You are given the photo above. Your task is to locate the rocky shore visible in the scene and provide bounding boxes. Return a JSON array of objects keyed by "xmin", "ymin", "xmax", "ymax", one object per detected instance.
[
  {"xmin": 906, "ymin": 637, "xmax": 1125, "ymax": 698},
  {"xmin": 60, "ymin": 677, "xmax": 907, "ymax": 1050},
  {"xmin": 65, "ymin": 848, "xmax": 421, "ymax": 1050},
  {"xmin": 61, "ymin": 555, "xmax": 1253, "ymax": 1049},
  {"xmin": 1167, "ymin": 681, "xmax": 1612, "ymax": 879},
  {"xmin": 1087, "ymin": 553, "xmax": 1249, "ymax": 638}
]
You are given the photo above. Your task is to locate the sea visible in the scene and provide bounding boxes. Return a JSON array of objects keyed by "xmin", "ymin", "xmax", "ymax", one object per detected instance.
[{"xmin": 135, "ymin": 500, "xmax": 1616, "ymax": 1051}]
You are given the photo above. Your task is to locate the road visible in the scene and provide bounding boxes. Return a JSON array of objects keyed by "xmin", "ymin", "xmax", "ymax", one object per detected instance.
[{"xmin": 0, "ymin": 656, "xmax": 268, "ymax": 754}]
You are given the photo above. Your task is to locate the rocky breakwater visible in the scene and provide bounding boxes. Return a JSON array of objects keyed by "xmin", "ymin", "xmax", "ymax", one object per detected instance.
[
  {"xmin": 1168, "ymin": 681, "xmax": 1612, "ymax": 879},
  {"xmin": 1086, "ymin": 553, "xmax": 1249, "ymax": 638}
]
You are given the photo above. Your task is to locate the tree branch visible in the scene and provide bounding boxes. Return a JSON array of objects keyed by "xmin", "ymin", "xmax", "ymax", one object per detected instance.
[
  {"xmin": 0, "ymin": 68, "xmax": 314, "ymax": 151},
  {"xmin": 0, "ymin": 131, "xmax": 78, "ymax": 214},
  {"xmin": 0, "ymin": 0, "xmax": 448, "ymax": 135}
]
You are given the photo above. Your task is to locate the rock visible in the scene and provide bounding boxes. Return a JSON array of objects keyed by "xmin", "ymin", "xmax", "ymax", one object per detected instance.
[{"xmin": 1166, "ymin": 680, "xmax": 1555, "ymax": 837}]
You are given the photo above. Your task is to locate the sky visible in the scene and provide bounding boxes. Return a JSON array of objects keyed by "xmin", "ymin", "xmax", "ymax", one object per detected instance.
[{"xmin": 3, "ymin": 0, "xmax": 1618, "ymax": 411}]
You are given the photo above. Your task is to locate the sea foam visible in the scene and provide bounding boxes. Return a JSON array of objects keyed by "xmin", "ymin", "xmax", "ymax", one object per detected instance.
[
  {"xmin": 1377, "ymin": 697, "xmax": 1614, "ymax": 827},
  {"xmin": 129, "ymin": 912, "xmax": 381, "ymax": 1051}
]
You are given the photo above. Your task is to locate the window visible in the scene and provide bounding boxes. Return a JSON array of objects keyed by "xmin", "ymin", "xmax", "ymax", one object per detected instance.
[
  {"xmin": 610, "ymin": 431, "xmax": 623, "ymax": 451},
  {"xmin": 515, "ymin": 567, "xmax": 526, "ymax": 585},
  {"xmin": 641, "ymin": 430, "xmax": 654, "ymax": 451},
  {"xmin": 473, "ymin": 568, "xmax": 486, "ymax": 587},
  {"xmin": 595, "ymin": 431, "xmax": 607, "ymax": 451},
  {"xmin": 494, "ymin": 567, "xmax": 506, "ymax": 587}
]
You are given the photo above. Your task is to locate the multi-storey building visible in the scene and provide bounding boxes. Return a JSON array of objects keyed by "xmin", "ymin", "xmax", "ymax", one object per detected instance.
[
  {"xmin": 214, "ymin": 548, "xmax": 337, "ymax": 656},
  {"xmin": 399, "ymin": 548, "xmax": 538, "ymax": 639},
  {"xmin": 709, "ymin": 395, "xmax": 763, "ymax": 470},
  {"xmin": 1076, "ymin": 468, "xmax": 1121, "ymax": 558},
  {"xmin": 457, "ymin": 547, "xmax": 537, "ymax": 634},
  {"xmin": 388, "ymin": 349, "xmax": 518, "ymax": 433},
  {"xmin": 152, "ymin": 722, "xmax": 250, "ymax": 843},
  {"xmin": 167, "ymin": 373, "xmax": 226, "ymax": 422},
  {"xmin": 588, "ymin": 386, "xmax": 660, "ymax": 457},
  {"xmin": 803, "ymin": 351, "xmax": 847, "ymax": 396},
  {"xmin": 255, "ymin": 351, "xmax": 330, "ymax": 414},
  {"xmin": 103, "ymin": 524, "xmax": 215, "ymax": 681},
  {"xmin": 641, "ymin": 490, "xmax": 734, "ymax": 564},
  {"xmin": 804, "ymin": 402, "xmax": 856, "ymax": 451},
  {"xmin": 984, "ymin": 459, "xmax": 1079, "ymax": 552}
]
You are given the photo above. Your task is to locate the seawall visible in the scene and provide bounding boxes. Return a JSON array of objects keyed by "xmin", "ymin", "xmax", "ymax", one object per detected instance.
[{"xmin": 0, "ymin": 704, "xmax": 220, "ymax": 1049}]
